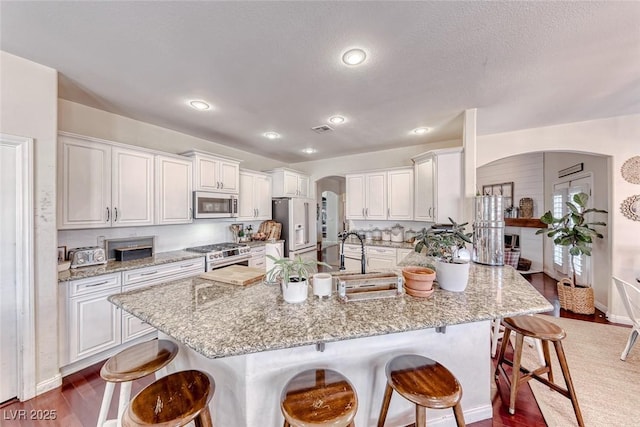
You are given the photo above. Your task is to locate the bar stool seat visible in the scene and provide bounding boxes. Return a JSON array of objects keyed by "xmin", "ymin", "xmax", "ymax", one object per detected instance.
[
  {"xmin": 494, "ymin": 315, "xmax": 584, "ymax": 427},
  {"xmin": 281, "ymin": 368, "xmax": 358, "ymax": 427},
  {"xmin": 122, "ymin": 370, "xmax": 214, "ymax": 427},
  {"xmin": 97, "ymin": 340, "xmax": 179, "ymax": 427},
  {"xmin": 377, "ymin": 354, "xmax": 465, "ymax": 427}
]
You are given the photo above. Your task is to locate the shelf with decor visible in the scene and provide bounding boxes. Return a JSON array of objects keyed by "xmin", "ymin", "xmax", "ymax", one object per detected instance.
[{"xmin": 504, "ymin": 218, "xmax": 546, "ymax": 228}]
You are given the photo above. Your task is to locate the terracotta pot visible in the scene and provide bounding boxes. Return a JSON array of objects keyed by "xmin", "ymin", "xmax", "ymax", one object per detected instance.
[{"xmin": 402, "ymin": 267, "xmax": 436, "ymax": 297}]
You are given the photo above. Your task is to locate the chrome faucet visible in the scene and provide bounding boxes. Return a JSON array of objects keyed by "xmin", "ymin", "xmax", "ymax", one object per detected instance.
[{"xmin": 339, "ymin": 231, "xmax": 366, "ymax": 274}]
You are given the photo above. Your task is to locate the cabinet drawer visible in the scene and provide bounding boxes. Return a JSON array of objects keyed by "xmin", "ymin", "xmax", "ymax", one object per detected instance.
[
  {"xmin": 123, "ymin": 258, "xmax": 204, "ymax": 286},
  {"xmin": 343, "ymin": 244, "xmax": 363, "ymax": 259},
  {"xmin": 69, "ymin": 273, "xmax": 121, "ymax": 297},
  {"xmin": 250, "ymin": 245, "xmax": 266, "ymax": 256},
  {"xmin": 366, "ymin": 246, "xmax": 396, "ymax": 257},
  {"xmin": 249, "ymin": 257, "xmax": 266, "ymax": 269},
  {"xmin": 122, "ymin": 312, "xmax": 156, "ymax": 343}
]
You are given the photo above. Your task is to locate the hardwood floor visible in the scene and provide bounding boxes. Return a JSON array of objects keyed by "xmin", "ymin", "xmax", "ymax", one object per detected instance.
[{"xmin": 0, "ymin": 270, "xmax": 617, "ymax": 427}]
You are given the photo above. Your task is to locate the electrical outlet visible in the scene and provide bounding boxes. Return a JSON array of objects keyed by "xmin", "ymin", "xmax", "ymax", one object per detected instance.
[{"xmin": 97, "ymin": 235, "xmax": 105, "ymax": 247}]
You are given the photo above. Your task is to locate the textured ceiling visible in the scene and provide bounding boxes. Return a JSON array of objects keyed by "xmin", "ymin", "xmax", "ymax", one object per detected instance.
[{"xmin": 1, "ymin": 1, "xmax": 639, "ymax": 163}]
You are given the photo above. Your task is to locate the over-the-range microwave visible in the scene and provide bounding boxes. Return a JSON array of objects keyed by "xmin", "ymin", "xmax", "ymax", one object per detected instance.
[{"xmin": 194, "ymin": 191, "xmax": 238, "ymax": 219}]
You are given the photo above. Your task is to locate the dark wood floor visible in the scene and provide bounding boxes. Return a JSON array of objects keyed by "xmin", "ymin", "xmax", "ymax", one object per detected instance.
[{"xmin": 1, "ymin": 265, "xmax": 617, "ymax": 426}]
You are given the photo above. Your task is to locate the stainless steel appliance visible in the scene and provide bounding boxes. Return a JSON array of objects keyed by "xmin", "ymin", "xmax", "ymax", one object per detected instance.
[
  {"xmin": 68, "ymin": 246, "xmax": 107, "ymax": 268},
  {"xmin": 472, "ymin": 195, "xmax": 505, "ymax": 266},
  {"xmin": 185, "ymin": 242, "xmax": 251, "ymax": 271},
  {"xmin": 272, "ymin": 197, "xmax": 317, "ymax": 261},
  {"xmin": 193, "ymin": 191, "xmax": 238, "ymax": 219}
]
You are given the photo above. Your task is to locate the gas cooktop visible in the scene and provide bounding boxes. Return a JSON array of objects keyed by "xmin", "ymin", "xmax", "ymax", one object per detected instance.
[{"xmin": 185, "ymin": 242, "xmax": 248, "ymax": 253}]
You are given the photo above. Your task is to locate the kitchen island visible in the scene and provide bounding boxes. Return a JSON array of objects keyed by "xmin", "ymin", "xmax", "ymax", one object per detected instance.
[{"xmin": 109, "ymin": 258, "xmax": 552, "ymax": 426}]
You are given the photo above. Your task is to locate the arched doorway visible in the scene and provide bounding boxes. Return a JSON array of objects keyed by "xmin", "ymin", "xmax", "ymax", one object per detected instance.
[{"xmin": 315, "ymin": 176, "xmax": 346, "ymax": 268}]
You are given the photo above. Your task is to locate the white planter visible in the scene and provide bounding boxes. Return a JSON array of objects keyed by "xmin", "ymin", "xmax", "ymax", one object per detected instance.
[
  {"xmin": 281, "ymin": 278, "xmax": 308, "ymax": 303},
  {"xmin": 436, "ymin": 260, "xmax": 470, "ymax": 292},
  {"xmin": 312, "ymin": 273, "xmax": 333, "ymax": 297}
]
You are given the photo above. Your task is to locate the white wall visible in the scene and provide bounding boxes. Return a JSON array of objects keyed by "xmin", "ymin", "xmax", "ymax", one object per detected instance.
[
  {"xmin": 477, "ymin": 114, "xmax": 640, "ymax": 321},
  {"xmin": 542, "ymin": 152, "xmax": 610, "ymax": 308},
  {"xmin": 0, "ymin": 51, "xmax": 59, "ymax": 391}
]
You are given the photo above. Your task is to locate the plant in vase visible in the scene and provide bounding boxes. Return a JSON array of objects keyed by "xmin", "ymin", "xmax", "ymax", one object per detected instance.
[
  {"xmin": 414, "ymin": 218, "xmax": 473, "ymax": 292},
  {"xmin": 266, "ymin": 255, "xmax": 331, "ymax": 303},
  {"xmin": 536, "ymin": 192, "xmax": 607, "ymax": 314}
]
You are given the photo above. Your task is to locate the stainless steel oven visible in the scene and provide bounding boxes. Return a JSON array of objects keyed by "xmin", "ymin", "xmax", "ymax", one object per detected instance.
[
  {"xmin": 185, "ymin": 242, "xmax": 250, "ymax": 271},
  {"xmin": 194, "ymin": 192, "xmax": 238, "ymax": 219}
]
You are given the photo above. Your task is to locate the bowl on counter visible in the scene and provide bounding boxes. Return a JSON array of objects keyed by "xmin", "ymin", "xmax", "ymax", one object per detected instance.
[{"xmin": 402, "ymin": 266, "xmax": 436, "ymax": 297}]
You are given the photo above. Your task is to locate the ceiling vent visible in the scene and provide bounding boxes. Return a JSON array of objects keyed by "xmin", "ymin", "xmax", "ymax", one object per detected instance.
[{"xmin": 311, "ymin": 124, "xmax": 333, "ymax": 134}]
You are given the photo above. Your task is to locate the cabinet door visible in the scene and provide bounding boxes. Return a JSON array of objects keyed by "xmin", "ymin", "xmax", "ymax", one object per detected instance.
[
  {"xmin": 254, "ymin": 174, "xmax": 272, "ymax": 219},
  {"xmin": 238, "ymin": 171, "xmax": 256, "ymax": 220},
  {"xmin": 195, "ymin": 157, "xmax": 220, "ymax": 191},
  {"xmin": 388, "ymin": 169, "xmax": 414, "ymax": 220},
  {"xmin": 297, "ymin": 175, "xmax": 309, "ymax": 197},
  {"xmin": 58, "ymin": 137, "xmax": 111, "ymax": 229},
  {"xmin": 218, "ymin": 160, "xmax": 239, "ymax": 193},
  {"xmin": 122, "ymin": 312, "xmax": 155, "ymax": 343},
  {"xmin": 346, "ymin": 174, "xmax": 366, "ymax": 219},
  {"xmin": 414, "ymin": 156, "xmax": 436, "ymax": 221},
  {"xmin": 365, "ymin": 172, "xmax": 387, "ymax": 220},
  {"xmin": 366, "ymin": 254, "xmax": 396, "ymax": 270},
  {"xmin": 282, "ymin": 171, "xmax": 300, "ymax": 197},
  {"xmin": 434, "ymin": 151, "xmax": 462, "ymax": 223},
  {"xmin": 69, "ymin": 289, "xmax": 121, "ymax": 363},
  {"xmin": 156, "ymin": 155, "xmax": 193, "ymax": 225},
  {"xmin": 112, "ymin": 147, "xmax": 155, "ymax": 226}
]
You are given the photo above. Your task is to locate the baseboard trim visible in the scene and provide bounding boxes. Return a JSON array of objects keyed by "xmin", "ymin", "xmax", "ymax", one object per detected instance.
[
  {"xmin": 36, "ymin": 373, "xmax": 62, "ymax": 395},
  {"xmin": 606, "ymin": 312, "xmax": 632, "ymax": 326}
]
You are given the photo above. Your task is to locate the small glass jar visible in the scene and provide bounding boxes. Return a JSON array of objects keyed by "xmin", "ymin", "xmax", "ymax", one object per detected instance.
[
  {"xmin": 372, "ymin": 227, "xmax": 382, "ymax": 241},
  {"xmin": 382, "ymin": 228, "xmax": 391, "ymax": 241},
  {"xmin": 405, "ymin": 229, "xmax": 417, "ymax": 243}
]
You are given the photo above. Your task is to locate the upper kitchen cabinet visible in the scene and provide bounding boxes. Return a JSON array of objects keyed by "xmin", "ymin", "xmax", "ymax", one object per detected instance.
[
  {"xmin": 238, "ymin": 170, "xmax": 272, "ymax": 220},
  {"xmin": 270, "ymin": 168, "xmax": 309, "ymax": 198},
  {"xmin": 387, "ymin": 168, "xmax": 414, "ymax": 220},
  {"xmin": 155, "ymin": 154, "xmax": 193, "ymax": 225},
  {"xmin": 58, "ymin": 134, "xmax": 155, "ymax": 229},
  {"xmin": 183, "ymin": 150, "xmax": 240, "ymax": 194},
  {"xmin": 345, "ymin": 171, "xmax": 387, "ymax": 220},
  {"xmin": 412, "ymin": 147, "xmax": 462, "ymax": 223}
]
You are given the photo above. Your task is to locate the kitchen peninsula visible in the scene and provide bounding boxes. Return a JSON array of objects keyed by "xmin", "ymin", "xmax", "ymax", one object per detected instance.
[{"xmin": 109, "ymin": 255, "xmax": 552, "ymax": 426}]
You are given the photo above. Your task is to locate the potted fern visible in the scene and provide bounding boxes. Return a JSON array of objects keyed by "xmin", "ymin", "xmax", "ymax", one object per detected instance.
[
  {"xmin": 415, "ymin": 218, "xmax": 473, "ymax": 292},
  {"xmin": 266, "ymin": 255, "xmax": 331, "ymax": 303},
  {"xmin": 536, "ymin": 192, "xmax": 607, "ymax": 314}
]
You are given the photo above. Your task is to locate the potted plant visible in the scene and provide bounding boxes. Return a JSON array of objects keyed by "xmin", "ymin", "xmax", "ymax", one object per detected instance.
[
  {"xmin": 536, "ymin": 192, "xmax": 607, "ymax": 314},
  {"xmin": 266, "ymin": 255, "xmax": 331, "ymax": 303},
  {"xmin": 414, "ymin": 218, "xmax": 473, "ymax": 292}
]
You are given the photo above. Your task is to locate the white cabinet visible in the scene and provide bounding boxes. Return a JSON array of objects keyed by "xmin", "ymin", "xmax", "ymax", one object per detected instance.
[
  {"xmin": 62, "ymin": 273, "xmax": 122, "ymax": 365},
  {"xmin": 387, "ymin": 168, "xmax": 414, "ymax": 220},
  {"xmin": 366, "ymin": 246, "xmax": 397, "ymax": 270},
  {"xmin": 185, "ymin": 151, "xmax": 240, "ymax": 194},
  {"xmin": 155, "ymin": 155, "xmax": 193, "ymax": 225},
  {"xmin": 58, "ymin": 134, "xmax": 155, "ymax": 229},
  {"xmin": 249, "ymin": 245, "xmax": 266, "ymax": 270},
  {"xmin": 345, "ymin": 172, "xmax": 387, "ymax": 220},
  {"xmin": 271, "ymin": 168, "xmax": 309, "ymax": 198},
  {"xmin": 238, "ymin": 170, "xmax": 272, "ymax": 220},
  {"xmin": 413, "ymin": 148, "xmax": 462, "ymax": 223}
]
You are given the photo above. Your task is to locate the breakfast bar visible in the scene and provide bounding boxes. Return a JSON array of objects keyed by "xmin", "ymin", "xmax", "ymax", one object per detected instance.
[{"xmin": 109, "ymin": 257, "xmax": 552, "ymax": 426}]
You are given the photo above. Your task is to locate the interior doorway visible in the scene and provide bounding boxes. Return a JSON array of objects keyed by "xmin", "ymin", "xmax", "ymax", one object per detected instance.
[{"xmin": 315, "ymin": 176, "xmax": 346, "ymax": 268}]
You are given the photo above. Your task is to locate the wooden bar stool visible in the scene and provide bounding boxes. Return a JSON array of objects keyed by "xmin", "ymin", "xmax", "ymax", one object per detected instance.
[
  {"xmin": 377, "ymin": 354, "xmax": 465, "ymax": 427},
  {"xmin": 494, "ymin": 316, "xmax": 584, "ymax": 427},
  {"xmin": 122, "ymin": 370, "xmax": 214, "ymax": 427},
  {"xmin": 281, "ymin": 368, "xmax": 358, "ymax": 427},
  {"xmin": 97, "ymin": 340, "xmax": 179, "ymax": 427}
]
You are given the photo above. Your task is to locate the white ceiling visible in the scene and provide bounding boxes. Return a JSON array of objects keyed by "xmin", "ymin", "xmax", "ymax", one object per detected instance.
[{"xmin": 1, "ymin": 1, "xmax": 639, "ymax": 163}]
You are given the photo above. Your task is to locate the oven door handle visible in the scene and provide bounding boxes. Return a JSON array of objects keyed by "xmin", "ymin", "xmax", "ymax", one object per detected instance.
[{"xmin": 207, "ymin": 254, "xmax": 251, "ymax": 270}]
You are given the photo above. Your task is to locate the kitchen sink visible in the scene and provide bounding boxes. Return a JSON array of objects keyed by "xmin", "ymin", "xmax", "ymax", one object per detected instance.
[{"xmin": 332, "ymin": 272, "xmax": 403, "ymax": 302}]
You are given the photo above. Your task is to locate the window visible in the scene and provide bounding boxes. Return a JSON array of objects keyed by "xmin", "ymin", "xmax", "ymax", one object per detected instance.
[{"xmin": 551, "ymin": 177, "xmax": 591, "ymax": 285}]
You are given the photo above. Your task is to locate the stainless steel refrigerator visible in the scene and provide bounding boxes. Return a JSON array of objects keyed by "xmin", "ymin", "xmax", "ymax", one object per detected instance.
[{"xmin": 272, "ymin": 198, "xmax": 318, "ymax": 261}]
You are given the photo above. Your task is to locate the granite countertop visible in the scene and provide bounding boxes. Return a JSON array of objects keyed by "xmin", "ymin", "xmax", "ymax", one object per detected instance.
[
  {"xmin": 244, "ymin": 239, "xmax": 284, "ymax": 248},
  {"xmin": 109, "ymin": 255, "xmax": 553, "ymax": 360},
  {"xmin": 342, "ymin": 237, "xmax": 416, "ymax": 250},
  {"xmin": 58, "ymin": 250, "xmax": 204, "ymax": 282}
]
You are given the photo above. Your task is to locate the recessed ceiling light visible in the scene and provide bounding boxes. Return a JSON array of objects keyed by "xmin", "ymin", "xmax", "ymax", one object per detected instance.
[
  {"xmin": 328, "ymin": 115, "xmax": 346, "ymax": 125},
  {"xmin": 302, "ymin": 148, "xmax": 317, "ymax": 154},
  {"xmin": 189, "ymin": 100, "xmax": 210, "ymax": 111},
  {"xmin": 412, "ymin": 127, "xmax": 431, "ymax": 135},
  {"xmin": 263, "ymin": 131, "xmax": 280, "ymax": 140},
  {"xmin": 342, "ymin": 48, "xmax": 367, "ymax": 66}
]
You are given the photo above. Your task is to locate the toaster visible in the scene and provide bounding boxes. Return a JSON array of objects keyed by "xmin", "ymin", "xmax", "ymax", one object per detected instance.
[{"xmin": 68, "ymin": 246, "xmax": 107, "ymax": 268}]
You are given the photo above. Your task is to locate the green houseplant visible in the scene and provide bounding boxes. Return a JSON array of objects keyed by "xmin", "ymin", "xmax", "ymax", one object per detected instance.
[
  {"xmin": 536, "ymin": 192, "xmax": 607, "ymax": 314},
  {"xmin": 414, "ymin": 218, "xmax": 473, "ymax": 292},
  {"xmin": 266, "ymin": 255, "xmax": 331, "ymax": 303}
]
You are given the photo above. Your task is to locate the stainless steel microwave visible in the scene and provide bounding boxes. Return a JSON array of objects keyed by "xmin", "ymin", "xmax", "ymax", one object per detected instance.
[{"xmin": 194, "ymin": 192, "xmax": 238, "ymax": 219}]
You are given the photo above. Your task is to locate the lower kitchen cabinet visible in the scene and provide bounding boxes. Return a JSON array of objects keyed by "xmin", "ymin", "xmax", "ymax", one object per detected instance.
[
  {"xmin": 59, "ymin": 257, "xmax": 205, "ymax": 374},
  {"xmin": 366, "ymin": 246, "xmax": 397, "ymax": 270},
  {"xmin": 249, "ymin": 245, "xmax": 266, "ymax": 270}
]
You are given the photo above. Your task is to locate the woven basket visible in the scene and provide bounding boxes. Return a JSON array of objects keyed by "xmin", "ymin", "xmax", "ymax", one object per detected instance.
[{"xmin": 557, "ymin": 277, "xmax": 595, "ymax": 315}]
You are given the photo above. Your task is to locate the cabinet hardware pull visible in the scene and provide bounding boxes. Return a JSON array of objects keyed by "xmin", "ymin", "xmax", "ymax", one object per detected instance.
[
  {"xmin": 221, "ymin": 182, "xmax": 224, "ymax": 189},
  {"xmin": 362, "ymin": 208, "xmax": 365, "ymax": 217},
  {"xmin": 366, "ymin": 208, "xmax": 369, "ymax": 217},
  {"xmin": 85, "ymin": 281, "xmax": 109, "ymax": 287},
  {"xmin": 114, "ymin": 207, "xmax": 118, "ymax": 222},
  {"xmin": 387, "ymin": 208, "xmax": 390, "ymax": 217},
  {"xmin": 180, "ymin": 263, "xmax": 195, "ymax": 268},
  {"xmin": 106, "ymin": 207, "xmax": 110, "ymax": 222},
  {"xmin": 140, "ymin": 271, "xmax": 158, "ymax": 276},
  {"xmin": 190, "ymin": 208, "xmax": 193, "ymax": 219}
]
